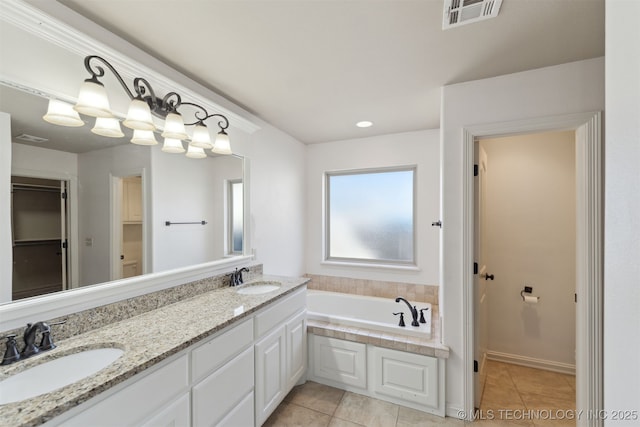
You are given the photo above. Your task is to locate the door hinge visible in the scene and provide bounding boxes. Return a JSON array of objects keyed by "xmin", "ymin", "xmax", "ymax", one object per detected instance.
[
  {"xmin": 575, "ymin": 293, "xmax": 577, "ymax": 303},
  {"xmin": 474, "ymin": 360, "xmax": 479, "ymax": 373},
  {"xmin": 474, "ymin": 262, "xmax": 478, "ymax": 275},
  {"xmin": 61, "ymin": 240, "xmax": 67, "ymax": 249},
  {"xmin": 474, "ymin": 164, "xmax": 479, "ymax": 177},
  {"xmin": 61, "ymin": 191, "xmax": 67, "ymax": 200}
]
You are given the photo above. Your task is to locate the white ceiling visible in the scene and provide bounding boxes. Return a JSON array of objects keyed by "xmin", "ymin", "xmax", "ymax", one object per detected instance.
[{"xmin": 55, "ymin": 0, "xmax": 604, "ymax": 144}]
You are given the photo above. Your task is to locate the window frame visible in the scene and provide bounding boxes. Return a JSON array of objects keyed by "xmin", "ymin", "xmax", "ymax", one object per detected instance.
[{"xmin": 324, "ymin": 165, "xmax": 417, "ymax": 268}]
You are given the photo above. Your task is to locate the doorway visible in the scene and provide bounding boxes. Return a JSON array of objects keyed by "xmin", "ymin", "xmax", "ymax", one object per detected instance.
[
  {"xmin": 11, "ymin": 176, "xmax": 69, "ymax": 299},
  {"xmin": 461, "ymin": 112, "xmax": 602, "ymax": 424},
  {"xmin": 111, "ymin": 174, "xmax": 144, "ymax": 280},
  {"xmin": 474, "ymin": 131, "xmax": 577, "ymax": 414}
]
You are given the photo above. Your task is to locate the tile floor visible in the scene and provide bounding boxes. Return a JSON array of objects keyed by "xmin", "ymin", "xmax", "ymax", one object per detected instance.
[{"xmin": 264, "ymin": 361, "xmax": 576, "ymax": 427}]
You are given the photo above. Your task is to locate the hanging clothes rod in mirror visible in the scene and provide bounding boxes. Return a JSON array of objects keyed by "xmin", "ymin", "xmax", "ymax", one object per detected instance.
[{"xmin": 165, "ymin": 220, "xmax": 207, "ymax": 226}]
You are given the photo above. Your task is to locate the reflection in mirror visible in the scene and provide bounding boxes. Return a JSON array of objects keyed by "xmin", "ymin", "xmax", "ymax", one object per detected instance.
[{"xmin": 1, "ymin": 84, "xmax": 246, "ymax": 303}]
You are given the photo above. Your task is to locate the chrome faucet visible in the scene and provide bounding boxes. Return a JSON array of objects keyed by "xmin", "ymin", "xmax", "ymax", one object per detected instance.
[
  {"xmin": 229, "ymin": 267, "xmax": 250, "ymax": 286},
  {"xmin": 395, "ymin": 297, "xmax": 420, "ymax": 327}
]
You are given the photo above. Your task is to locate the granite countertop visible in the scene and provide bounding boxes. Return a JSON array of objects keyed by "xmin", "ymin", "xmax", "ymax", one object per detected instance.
[{"xmin": 0, "ymin": 275, "xmax": 308, "ymax": 427}]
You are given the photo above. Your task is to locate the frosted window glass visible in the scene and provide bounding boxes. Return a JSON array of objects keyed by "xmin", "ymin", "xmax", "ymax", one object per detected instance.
[
  {"xmin": 327, "ymin": 169, "xmax": 414, "ymax": 263},
  {"xmin": 229, "ymin": 180, "xmax": 243, "ymax": 254}
]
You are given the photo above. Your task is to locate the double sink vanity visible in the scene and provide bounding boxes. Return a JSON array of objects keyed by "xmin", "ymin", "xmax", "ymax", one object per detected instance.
[{"xmin": 0, "ymin": 273, "xmax": 309, "ymax": 426}]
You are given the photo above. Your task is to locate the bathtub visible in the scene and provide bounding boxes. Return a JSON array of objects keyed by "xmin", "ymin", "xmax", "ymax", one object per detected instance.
[{"xmin": 307, "ymin": 290, "xmax": 432, "ymax": 339}]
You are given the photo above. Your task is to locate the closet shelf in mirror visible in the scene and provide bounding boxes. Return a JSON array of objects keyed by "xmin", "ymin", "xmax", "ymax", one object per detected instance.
[{"xmin": 13, "ymin": 238, "xmax": 62, "ymax": 246}]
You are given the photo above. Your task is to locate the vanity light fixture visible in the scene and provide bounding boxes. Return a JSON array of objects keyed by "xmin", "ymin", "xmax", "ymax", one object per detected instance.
[
  {"xmin": 131, "ymin": 129, "xmax": 158, "ymax": 146},
  {"xmin": 42, "ymin": 99, "xmax": 84, "ymax": 127},
  {"xmin": 47, "ymin": 55, "xmax": 233, "ymax": 158},
  {"xmin": 186, "ymin": 144, "xmax": 208, "ymax": 159},
  {"xmin": 91, "ymin": 117, "xmax": 124, "ymax": 138}
]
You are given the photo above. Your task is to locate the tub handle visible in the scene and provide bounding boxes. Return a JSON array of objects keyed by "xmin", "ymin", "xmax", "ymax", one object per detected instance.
[
  {"xmin": 393, "ymin": 312, "xmax": 406, "ymax": 327},
  {"xmin": 419, "ymin": 308, "xmax": 430, "ymax": 324}
]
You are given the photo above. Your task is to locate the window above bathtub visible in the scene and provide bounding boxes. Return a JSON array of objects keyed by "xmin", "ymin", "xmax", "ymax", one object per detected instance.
[{"xmin": 324, "ymin": 166, "xmax": 416, "ymax": 268}]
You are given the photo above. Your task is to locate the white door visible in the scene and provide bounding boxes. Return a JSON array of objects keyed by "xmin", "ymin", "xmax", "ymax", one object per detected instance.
[{"xmin": 473, "ymin": 142, "xmax": 491, "ymax": 408}]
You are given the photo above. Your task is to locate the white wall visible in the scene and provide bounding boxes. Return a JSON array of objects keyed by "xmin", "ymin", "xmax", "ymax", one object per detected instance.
[
  {"xmin": 441, "ymin": 57, "xmax": 604, "ymax": 414},
  {"xmin": 481, "ymin": 131, "xmax": 576, "ymax": 368},
  {"xmin": 12, "ymin": 143, "xmax": 78, "ymax": 177},
  {"xmin": 305, "ymin": 129, "xmax": 440, "ymax": 285},
  {"xmin": 78, "ymin": 144, "xmax": 151, "ymax": 285},
  {"xmin": 604, "ymin": 0, "xmax": 640, "ymax": 421},
  {"xmin": 247, "ymin": 124, "xmax": 307, "ymax": 277}
]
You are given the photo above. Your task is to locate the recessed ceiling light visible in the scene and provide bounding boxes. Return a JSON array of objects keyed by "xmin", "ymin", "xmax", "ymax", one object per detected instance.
[{"xmin": 356, "ymin": 121, "xmax": 373, "ymax": 128}]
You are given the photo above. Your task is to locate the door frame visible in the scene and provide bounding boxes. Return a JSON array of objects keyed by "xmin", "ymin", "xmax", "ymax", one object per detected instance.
[
  {"xmin": 11, "ymin": 168, "xmax": 79, "ymax": 289},
  {"xmin": 461, "ymin": 112, "xmax": 602, "ymax": 425},
  {"xmin": 110, "ymin": 168, "xmax": 149, "ymax": 281}
]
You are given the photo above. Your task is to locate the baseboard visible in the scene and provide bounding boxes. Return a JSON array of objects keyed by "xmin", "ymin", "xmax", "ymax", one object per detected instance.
[{"xmin": 487, "ymin": 350, "xmax": 575, "ymax": 375}]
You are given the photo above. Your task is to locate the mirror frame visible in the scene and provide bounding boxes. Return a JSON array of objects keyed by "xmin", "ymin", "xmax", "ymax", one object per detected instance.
[{"xmin": 0, "ymin": 0, "xmax": 258, "ymax": 331}]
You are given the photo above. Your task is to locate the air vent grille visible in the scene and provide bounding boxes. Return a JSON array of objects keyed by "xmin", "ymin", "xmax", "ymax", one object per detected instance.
[
  {"xmin": 15, "ymin": 133, "xmax": 48, "ymax": 143},
  {"xmin": 443, "ymin": 0, "xmax": 502, "ymax": 29}
]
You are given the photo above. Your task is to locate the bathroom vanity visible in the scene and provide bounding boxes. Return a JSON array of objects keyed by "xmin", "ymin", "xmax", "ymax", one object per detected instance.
[{"xmin": 0, "ymin": 275, "xmax": 308, "ymax": 427}]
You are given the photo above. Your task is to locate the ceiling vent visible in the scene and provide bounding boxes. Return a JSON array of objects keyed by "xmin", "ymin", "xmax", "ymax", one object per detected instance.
[
  {"xmin": 15, "ymin": 133, "xmax": 48, "ymax": 143},
  {"xmin": 443, "ymin": 0, "xmax": 503, "ymax": 29}
]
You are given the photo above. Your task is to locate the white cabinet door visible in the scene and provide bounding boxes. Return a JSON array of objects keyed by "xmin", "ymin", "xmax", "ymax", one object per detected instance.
[
  {"xmin": 310, "ymin": 335, "xmax": 367, "ymax": 389},
  {"xmin": 254, "ymin": 324, "xmax": 286, "ymax": 426},
  {"xmin": 370, "ymin": 346, "xmax": 439, "ymax": 409},
  {"xmin": 140, "ymin": 393, "xmax": 190, "ymax": 427},
  {"xmin": 286, "ymin": 309, "xmax": 307, "ymax": 389},
  {"xmin": 122, "ymin": 177, "xmax": 142, "ymax": 222}
]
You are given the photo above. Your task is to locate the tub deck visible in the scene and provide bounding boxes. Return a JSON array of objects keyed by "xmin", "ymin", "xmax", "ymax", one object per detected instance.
[{"xmin": 307, "ymin": 305, "xmax": 449, "ymax": 359}]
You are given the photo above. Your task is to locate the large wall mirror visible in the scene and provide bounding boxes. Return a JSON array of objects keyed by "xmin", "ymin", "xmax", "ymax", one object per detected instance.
[{"xmin": 0, "ymin": 2, "xmax": 253, "ymax": 309}]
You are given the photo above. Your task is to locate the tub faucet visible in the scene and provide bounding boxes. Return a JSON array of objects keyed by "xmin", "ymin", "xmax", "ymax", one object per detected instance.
[{"xmin": 395, "ymin": 297, "xmax": 420, "ymax": 326}]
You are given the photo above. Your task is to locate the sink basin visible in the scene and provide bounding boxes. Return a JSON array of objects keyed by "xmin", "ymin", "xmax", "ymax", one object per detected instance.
[
  {"xmin": 236, "ymin": 281, "xmax": 281, "ymax": 295},
  {"xmin": 0, "ymin": 347, "xmax": 124, "ymax": 405}
]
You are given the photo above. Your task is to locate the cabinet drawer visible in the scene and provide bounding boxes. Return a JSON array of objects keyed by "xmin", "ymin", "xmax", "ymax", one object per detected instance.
[
  {"xmin": 191, "ymin": 317, "xmax": 253, "ymax": 383},
  {"xmin": 192, "ymin": 346, "xmax": 254, "ymax": 426},
  {"xmin": 63, "ymin": 354, "xmax": 189, "ymax": 426},
  {"xmin": 217, "ymin": 391, "xmax": 254, "ymax": 427},
  {"xmin": 139, "ymin": 392, "xmax": 190, "ymax": 427},
  {"xmin": 255, "ymin": 287, "xmax": 306, "ymax": 338}
]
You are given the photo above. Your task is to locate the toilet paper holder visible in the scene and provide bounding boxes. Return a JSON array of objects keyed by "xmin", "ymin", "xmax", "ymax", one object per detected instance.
[{"xmin": 520, "ymin": 286, "xmax": 540, "ymax": 302}]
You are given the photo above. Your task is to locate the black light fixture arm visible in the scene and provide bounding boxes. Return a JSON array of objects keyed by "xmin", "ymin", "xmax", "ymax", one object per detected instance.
[
  {"xmin": 82, "ymin": 55, "xmax": 226, "ymax": 123},
  {"xmin": 84, "ymin": 55, "xmax": 136, "ymax": 100},
  {"xmin": 181, "ymin": 102, "xmax": 230, "ymax": 131}
]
